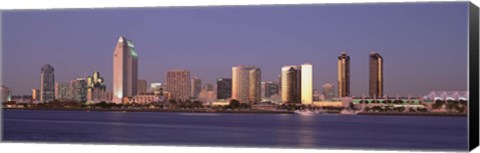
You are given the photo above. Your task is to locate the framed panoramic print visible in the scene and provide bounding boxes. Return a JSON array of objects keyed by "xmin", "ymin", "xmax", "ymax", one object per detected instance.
[{"xmin": 1, "ymin": 1, "xmax": 479, "ymax": 152}]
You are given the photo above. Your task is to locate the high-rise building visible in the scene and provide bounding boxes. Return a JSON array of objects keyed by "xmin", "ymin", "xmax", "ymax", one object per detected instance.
[
  {"xmin": 261, "ymin": 81, "xmax": 279, "ymax": 99},
  {"xmin": 55, "ymin": 82, "xmax": 72, "ymax": 101},
  {"xmin": 322, "ymin": 83, "xmax": 336, "ymax": 101},
  {"xmin": 40, "ymin": 64, "xmax": 55, "ymax": 102},
  {"xmin": 216, "ymin": 78, "xmax": 232, "ymax": 100},
  {"xmin": 300, "ymin": 63, "xmax": 313, "ymax": 104},
  {"xmin": 281, "ymin": 65, "xmax": 301, "ymax": 103},
  {"xmin": 199, "ymin": 83, "xmax": 216, "ymax": 102},
  {"xmin": 369, "ymin": 52, "xmax": 384, "ymax": 98},
  {"xmin": 137, "ymin": 79, "xmax": 147, "ymax": 95},
  {"xmin": 232, "ymin": 66, "xmax": 261, "ymax": 104},
  {"xmin": 203, "ymin": 83, "xmax": 214, "ymax": 91},
  {"xmin": 166, "ymin": 69, "xmax": 191, "ymax": 102},
  {"xmin": 86, "ymin": 71, "xmax": 107, "ymax": 103},
  {"xmin": 191, "ymin": 77, "xmax": 202, "ymax": 99},
  {"xmin": 32, "ymin": 89, "xmax": 40, "ymax": 102},
  {"xmin": 1, "ymin": 85, "xmax": 11, "ymax": 102},
  {"xmin": 113, "ymin": 36, "xmax": 138, "ymax": 103},
  {"xmin": 338, "ymin": 52, "xmax": 350, "ymax": 97},
  {"xmin": 71, "ymin": 78, "xmax": 87, "ymax": 103}
]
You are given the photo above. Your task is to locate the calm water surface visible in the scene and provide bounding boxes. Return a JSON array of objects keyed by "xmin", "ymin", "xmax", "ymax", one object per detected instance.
[{"xmin": 2, "ymin": 110, "xmax": 468, "ymax": 150}]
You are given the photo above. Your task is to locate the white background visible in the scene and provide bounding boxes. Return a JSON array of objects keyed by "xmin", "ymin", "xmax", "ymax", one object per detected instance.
[{"xmin": 0, "ymin": 0, "xmax": 478, "ymax": 153}]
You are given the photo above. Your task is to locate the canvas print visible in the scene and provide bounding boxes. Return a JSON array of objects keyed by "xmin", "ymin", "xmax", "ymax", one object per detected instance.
[{"xmin": 1, "ymin": 2, "xmax": 476, "ymax": 151}]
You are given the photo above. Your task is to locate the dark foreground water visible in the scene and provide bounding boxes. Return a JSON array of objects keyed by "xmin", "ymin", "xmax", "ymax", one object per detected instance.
[{"xmin": 2, "ymin": 110, "xmax": 468, "ymax": 151}]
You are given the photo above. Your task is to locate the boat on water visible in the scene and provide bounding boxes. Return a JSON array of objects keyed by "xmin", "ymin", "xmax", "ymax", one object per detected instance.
[
  {"xmin": 340, "ymin": 109, "xmax": 359, "ymax": 115},
  {"xmin": 294, "ymin": 109, "xmax": 321, "ymax": 116}
]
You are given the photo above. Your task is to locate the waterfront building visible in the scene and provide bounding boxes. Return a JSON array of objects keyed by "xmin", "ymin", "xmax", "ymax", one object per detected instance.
[
  {"xmin": 322, "ymin": 83, "xmax": 336, "ymax": 101},
  {"xmin": 369, "ymin": 52, "xmax": 383, "ymax": 98},
  {"xmin": 216, "ymin": 78, "xmax": 232, "ymax": 100},
  {"xmin": 261, "ymin": 81, "xmax": 279, "ymax": 100},
  {"xmin": 55, "ymin": 82, "xmax": 72, "ymax": 101},
  {"xmin": 32, "ymin": 89, "xmax": 40, "ymax": 103},
  {"xmin": 40, "ymin": 64, "xmax": 55, "ymax": 102},
  {"xmin": 1, "ymin": 85, "xmax": 11, "ymax": 102},
  {"xmin": 137, "ymin": 79, "xmax": 147, "ymax": 95},
  {"xmin": 423, "ymin": 91, "xmax": 468, "ymax": 101},
  {"xmin": 191, "ymin": 77, "xmax": 202, "ymax": 99},
  {"xmin": 232, "ymin": 66, "xmax": 261, "ymax": 104},
  {"xmin": 166, "ymin": 69, "xmax": 191, "ymax": 102},
  {"xmin": 113, "ymin": 36, "xmax": 138, "ymax": 103},
  {"xmin": 338, "ymin": 52, "xmax": 350, "ymax": 97},
  {"xmin": 280, "ymin": 64, "xmax": 313, "ymax": 104},
  {"xmin": 281, "ymin": 65, "xmax": 301, "ymax": 103},
  {"xmin": 300, "ymin": 63, "xmax": 313, "ymax": 104},
  {"xmin": 86, "ymin": 71, "xmax": 107, "ymax": 103},
  {"xmin": 71, "ymin": 78, "xmax": 87, "ymax": 103}
]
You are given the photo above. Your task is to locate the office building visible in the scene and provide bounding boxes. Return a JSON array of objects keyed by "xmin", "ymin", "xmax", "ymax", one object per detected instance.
[
  {"xmin": 191, "ymin": 77, "xmax": 202, "ymax": 99},
  {"xmin": 166, "ymin": 69, "xmax": 191, "ymax": 102},
  {"xmin": 113, "ymin": 36, "xmax": 138, "ymax": 103},
  {"xmin": 216, "ymin": 78, "xmax": 232, "ymax": 100},
  {"xmin": 32, "ymin": 89, "xmax": 40, "ymax": 102},
  {"xmin": 40, "ymin": 64, "xmax": 55, "ymax": 102},
  {"xmin": 369, "ymin": 52, "xmax": 384, "ymax": 98},
  {"xmin": 137, "ymin": 79, "xmax": 147, "ymax": 95},
  {"xmin": 55, "ymin": 82, "xmax": 72, "ymax": 101},
  {"xmin": 71, "ymin": 78, "xmax": 87, "ymax": 103},
  {"xmin": 338, "ymin": 52, "xmax": 350, "ymax": 97}
]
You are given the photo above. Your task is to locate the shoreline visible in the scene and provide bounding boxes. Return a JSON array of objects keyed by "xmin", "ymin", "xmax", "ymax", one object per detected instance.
[
  {"xmin": 2, "ymin": 107, "xmax": 294, "ymax": 114},
  {"xmin": 2, "ymin": 107, "xmax": 468, "ymax": 116}
]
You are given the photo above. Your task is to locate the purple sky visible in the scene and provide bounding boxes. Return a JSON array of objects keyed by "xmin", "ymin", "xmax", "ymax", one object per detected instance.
[{"xmin": 2, "ymin": 2, "xmax": 468, "ymax": 96}]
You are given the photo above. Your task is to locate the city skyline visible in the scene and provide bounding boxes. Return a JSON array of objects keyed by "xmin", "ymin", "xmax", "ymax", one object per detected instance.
[{"xmin": 2, "ymin": 3, "xmax": 468, "ymax": 96}]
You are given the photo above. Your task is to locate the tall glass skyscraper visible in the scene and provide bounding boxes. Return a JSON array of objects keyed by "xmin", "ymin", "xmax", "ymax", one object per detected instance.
[
  {"xmin": 337, "ymin": 52, "xmax": 350, "ymax": 97},
  {"xmin": 369, "ymin": 52, "xmax": 384, "ymax": 98},
  {"xmin": 232, "ymin": 66, "xmax": 261, "ymax": 104},
  {"xmin": 40, "ymin": 64, "xmax": 55, "ymax": 103},
  {"xmin": 113, "ymin": 36, "xmax": 138, "ymax": 103}
]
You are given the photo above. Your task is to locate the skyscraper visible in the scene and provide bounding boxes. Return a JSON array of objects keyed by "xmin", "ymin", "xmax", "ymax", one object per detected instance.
[
  {"xmin": 87, "ymin": 71, "xmax": 107, "ymax": 103},
  {"xmin": 369, "ymin": 52, "xmax": 384, "ymax": 98},
  {"xmin": 137, "ymin": 79, "xmax": 147, "ymax": 95},
  {"xmin": 232, "ymin": 66, "xmax": 261, "ymax": 104},
  {"xmin": 281, "ymin": 65, "xmax": 301, "ymax": 103},
  {"xmin": 71, "ymin": 78, "xmax": 87, "ymax": 103},
  {"xmin": 280, "ymin": 64, "xmax": 313, "ymax": 104},
  {"xmin": 113, "ymin": 36, "xmax": 138, "ymax": 103},
  {"xmin": 191, "ymin": 77, "xmax": 202, "ymax": 99},
  {"xmin": 40, "ymin": 64, "xmax": 55, "ymax": 103},
  {"xmin": 166, "ymin": 69, "xmax": 191, "ymax": 102},
  {"xmin": 55, "ymin": 82, "xmax": 72, "ymax": 101},
  {"xmin": 216, "ymin": 78, "xmax": 232, "ymax": 100},
  {"xmin": 322, "ymin": 83, "xmax": 336, "ymax": 101},
  {"xmin": 338, "ymin": 52, "xmax": 350, "ymax": 97},
  {"xmin": 300, "ymin": 63, "xmax": 313, "ymax": 104}
]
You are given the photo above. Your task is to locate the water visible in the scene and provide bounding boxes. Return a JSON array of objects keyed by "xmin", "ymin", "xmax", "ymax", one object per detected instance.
[{"xmin": 2, "ymin": 110, "xmax": 468, "ymax": 151}]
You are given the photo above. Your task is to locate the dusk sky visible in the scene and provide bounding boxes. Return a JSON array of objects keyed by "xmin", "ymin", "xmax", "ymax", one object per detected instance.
[{"xmin": 2, "ymin": 2, "xmax": 468, "ymax": 96}]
